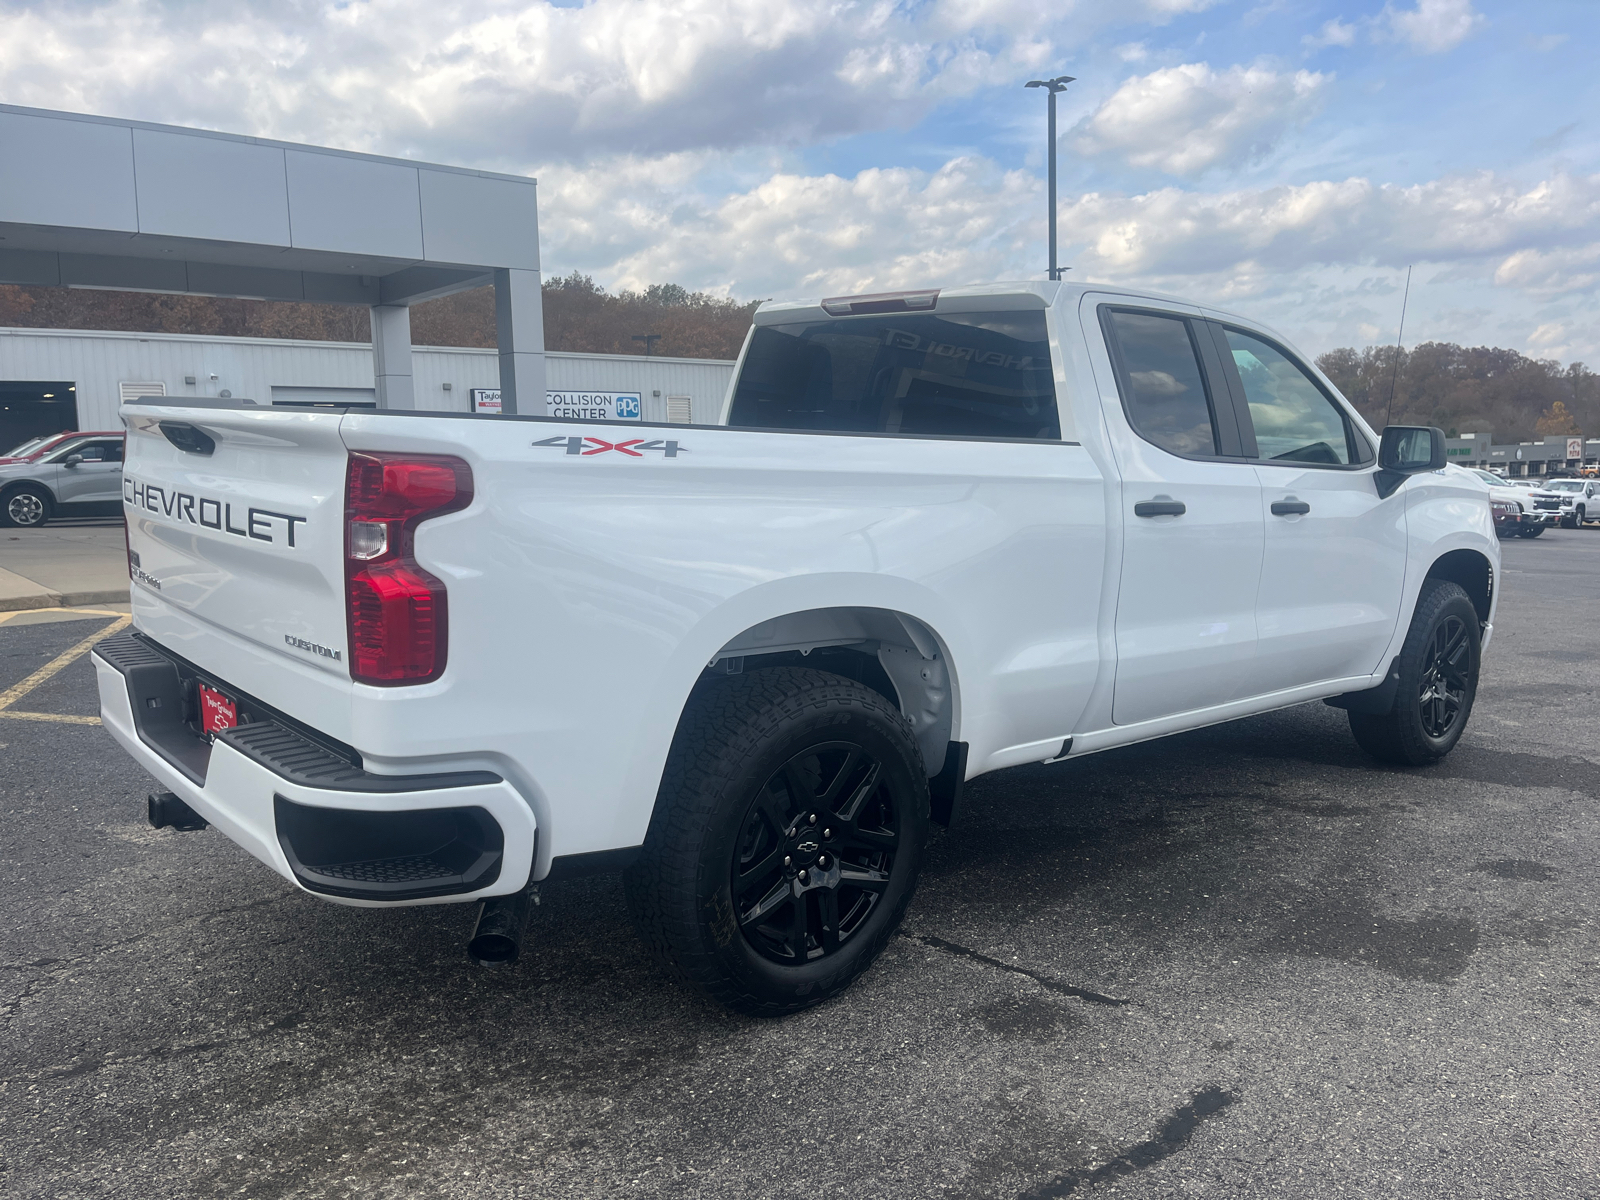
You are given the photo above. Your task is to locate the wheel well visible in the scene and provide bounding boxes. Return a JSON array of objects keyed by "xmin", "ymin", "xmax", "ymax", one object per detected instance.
[
  {"xmin": 707, "ymin": 607, "xmax": 954, "ymax": 776},
  {"xmin": 1424, "ymin": 549, "xmax": 1492, "ymax": 624},
  {"xmin": 1, "ymin": 479, "xmax": 53, "ymax": 499}
]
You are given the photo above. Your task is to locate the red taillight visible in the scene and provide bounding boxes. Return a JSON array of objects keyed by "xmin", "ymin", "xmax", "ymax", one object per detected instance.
[{"xmin": 344, "ymin": 452, "xmax": 473, "ymax": 685}]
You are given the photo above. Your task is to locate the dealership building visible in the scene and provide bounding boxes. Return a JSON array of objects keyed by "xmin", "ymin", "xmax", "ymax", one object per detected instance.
[
  {"xmin": 0, "ymin": 326, "xmax": 734, "ymax": 447},
  {"xmin": 0, "ymin": 103, "xmax": 737, "ymax": 451}
]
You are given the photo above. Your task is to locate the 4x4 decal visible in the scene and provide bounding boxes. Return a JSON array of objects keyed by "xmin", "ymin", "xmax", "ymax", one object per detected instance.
[{"xmin": 532, "ymin": 435, "xmax": 687, "ymax": 458}]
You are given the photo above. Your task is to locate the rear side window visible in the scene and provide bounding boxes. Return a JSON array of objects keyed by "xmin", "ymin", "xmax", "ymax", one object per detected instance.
[
  {"xmin": 728, "ymin": 311, "xmax": 1060, "ymax": 440},
  {"xmin": 1102, "ymin": 309, "xmax": 1218, "ymax": 456}
]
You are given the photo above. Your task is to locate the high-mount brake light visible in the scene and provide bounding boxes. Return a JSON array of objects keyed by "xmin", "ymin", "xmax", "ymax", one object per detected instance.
[
  {"xmin": 344, "ymin": 453, "xmax": 473, "ymax": 686},
  {"xmin": 820, "ymin": 289, "xmax": 940, "ymax": 316}
]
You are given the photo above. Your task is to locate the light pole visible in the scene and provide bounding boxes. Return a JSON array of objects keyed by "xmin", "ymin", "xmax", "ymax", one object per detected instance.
[
  {"xmin": 632, "ymin": 333, "xmax": 661, "ymax": 357},
  {"xmin": 1025, "ymin": 75, "xmax": 1075, "ymax": 280}
]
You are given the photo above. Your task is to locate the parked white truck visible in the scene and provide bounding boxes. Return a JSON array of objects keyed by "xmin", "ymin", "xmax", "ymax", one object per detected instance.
[
  {"xmin": 98, "ymin": 281, "xmax": 1498, "ymax": 1014},
  {"xmin": 1530, "ymin": 477, "xmax": 1600, "ymax": 528}
]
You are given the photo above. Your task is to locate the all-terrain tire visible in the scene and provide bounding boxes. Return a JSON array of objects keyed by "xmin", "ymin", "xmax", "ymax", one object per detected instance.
[
  {"xmin": 1348, "ymin": 579, "xmax": 1480, "ymax": 766},
  {"xmin": 624, "ymin": 667, "xmax": 929, "ymax": 1016},
  {"xmin": 0, "ymin": 484, "xmax": 52, "ymax": 528}
]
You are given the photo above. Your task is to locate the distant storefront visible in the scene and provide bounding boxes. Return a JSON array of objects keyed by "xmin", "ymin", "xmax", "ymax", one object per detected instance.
[
  {"xmin": 1444, "ymin": 430, "xmax": 1597, "ymax": 476},
  {"xmin": 0, "ymin": 327, "xmax": 735, "ymax": 448}
]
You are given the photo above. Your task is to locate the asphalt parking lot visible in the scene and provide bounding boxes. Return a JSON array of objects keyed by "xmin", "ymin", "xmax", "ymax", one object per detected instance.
[{"xmin": 2, "ymin": 534, "xmax": 1597, "ymax": 1199}]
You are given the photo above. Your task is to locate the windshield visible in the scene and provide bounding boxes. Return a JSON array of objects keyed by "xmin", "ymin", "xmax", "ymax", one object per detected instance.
[
  {"xmin": 1, "ymin": 435, "xmax": 54, "ymax": 459},
  {"xmin": 1471, "ymin": 471, "xmax": 1501, "ymax": 484},
  {"xmin": 729, "ymin": 310, "xmax": 1060, "ymax": 440},
  {"xmin": 1546, "ymin": 480, "xmax": 1583, "ymax": 491}
]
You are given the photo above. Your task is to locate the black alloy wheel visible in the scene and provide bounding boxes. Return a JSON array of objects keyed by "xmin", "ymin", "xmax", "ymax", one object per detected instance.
[
  {"xmin": 626, "ymin": 667, "xmax": 928, "ymax": 1015},
  {"xmin": 1417, "ymin": 613, "xmax": 1470, "ymax": 740},
  {"xmin": 1348, "ymin": 578, "xmax": 1480, "ymax": 766},
  {"xmin": 731, "ymin": 742, "xmax": 900, "ymax": 965}
]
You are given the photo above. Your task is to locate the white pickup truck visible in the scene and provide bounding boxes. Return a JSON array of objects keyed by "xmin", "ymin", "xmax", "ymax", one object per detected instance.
[{"xmin": 97, "ymin": 281, "xmax": 1498, "ymax": 1014}]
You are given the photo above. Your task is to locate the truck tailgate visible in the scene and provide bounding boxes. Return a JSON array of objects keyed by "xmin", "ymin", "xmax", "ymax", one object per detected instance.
[{"xmin": 121, "ymin": 404, "xmax": 352, "ymax": 689}]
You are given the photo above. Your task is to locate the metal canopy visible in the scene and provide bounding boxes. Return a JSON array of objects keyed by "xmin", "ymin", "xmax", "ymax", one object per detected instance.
[{"xmin": 0, "ymin": 104, "xmax": 545, "ymax": 412}]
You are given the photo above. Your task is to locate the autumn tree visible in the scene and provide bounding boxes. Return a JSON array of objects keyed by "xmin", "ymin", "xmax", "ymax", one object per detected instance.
[
  {"xmin": 1316, "ymin": 342, "xmax": 1598, "ymax": 443},
  {"xmin": 1535, "ymin": 400, "xmax": 1581, "ymax": 435}
]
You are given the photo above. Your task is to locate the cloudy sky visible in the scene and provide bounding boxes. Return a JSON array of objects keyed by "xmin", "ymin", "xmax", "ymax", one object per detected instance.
[{"xmin": 1, "ymin": 0, "xmax": 1596, "ymax": 361}]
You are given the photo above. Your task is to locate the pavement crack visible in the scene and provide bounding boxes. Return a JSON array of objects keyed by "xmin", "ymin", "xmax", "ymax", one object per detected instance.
[
  {"xmin": 1018, "ymin": 1085, "xmax": 1240, "ymax": 1198},
  {"xmin": 905, "ymin": 934, "xmax": 1129, "ymax": 1006}
]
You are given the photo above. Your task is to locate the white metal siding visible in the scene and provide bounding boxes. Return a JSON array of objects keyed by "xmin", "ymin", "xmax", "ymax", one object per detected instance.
[
  {"xmin": 0, "ymin": 327, "xmax": 735, "ymax": 429},
  {"xmin": 118, "ymin": 381, "xmax": 166, "ymax": 404}
]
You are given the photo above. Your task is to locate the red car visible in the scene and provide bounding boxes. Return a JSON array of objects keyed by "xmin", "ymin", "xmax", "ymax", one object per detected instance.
[{"xmin": 0, "ymin": 430, "xmax": 127, "ymax": 527}]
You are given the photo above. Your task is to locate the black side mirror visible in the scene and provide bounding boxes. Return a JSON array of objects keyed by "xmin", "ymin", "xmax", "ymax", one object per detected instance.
[
  {"xmin": 1375, "ymin": 425, "xmax": 1446, "ymax": 498},
  {"xmin": 63, "ymin": 453, "xmax": 84, "ymax": 467}
]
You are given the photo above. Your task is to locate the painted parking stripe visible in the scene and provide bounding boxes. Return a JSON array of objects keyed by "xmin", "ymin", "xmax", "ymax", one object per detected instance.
[{"xmin": 0, "ymin": 614, "xmax": 131, "ymax": 724}]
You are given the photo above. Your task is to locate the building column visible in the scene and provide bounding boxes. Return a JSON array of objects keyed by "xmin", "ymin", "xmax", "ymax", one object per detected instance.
[
  {"xmin": 495, "ymin": 267, "xmax": 546, "ymax": 417},
  {"xmin": 371, "ymin": 304, "xmax": 415, "ymax": 410}
]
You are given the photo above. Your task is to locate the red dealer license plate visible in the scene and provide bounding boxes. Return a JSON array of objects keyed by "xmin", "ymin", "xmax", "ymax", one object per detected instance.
[{"xmin": 198, "ymin": 683, "xmax": 238, "ymax": 736}]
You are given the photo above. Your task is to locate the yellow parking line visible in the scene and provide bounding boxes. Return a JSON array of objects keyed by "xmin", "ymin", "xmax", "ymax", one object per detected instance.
[
  {"xmin": 0, "ymin": 711, "xmax": 102, "ymax": 725},
  {"xmin": 0, "ymin": 607, "xmax": 128, "ymax": 625},
  {"xmin": 0, "ymin": 614, "xmax": 131, "ymax": 713}
]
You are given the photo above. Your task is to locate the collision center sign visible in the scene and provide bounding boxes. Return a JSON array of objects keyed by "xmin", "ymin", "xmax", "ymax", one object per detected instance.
[{"xmin": 547, "ymin": 391, "xmax": 641, "ymax": 421}]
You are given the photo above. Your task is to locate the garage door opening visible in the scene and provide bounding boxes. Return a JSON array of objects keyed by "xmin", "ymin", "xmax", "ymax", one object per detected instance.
[{"xmin": 1, "ymin": 382, "xmax": 79, "ymax": 456}]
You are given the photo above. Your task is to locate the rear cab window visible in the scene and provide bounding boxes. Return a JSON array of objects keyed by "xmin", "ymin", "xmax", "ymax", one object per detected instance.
[
  {"xmin": 728, "ymin": 309, "xmax": 1061, "ymax": 440},
  {"xmin": 1100, "ymin": 308, "xmax": 1222, "ymax": 457}
]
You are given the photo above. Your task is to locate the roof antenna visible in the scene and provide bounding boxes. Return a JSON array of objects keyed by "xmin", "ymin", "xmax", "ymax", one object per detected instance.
[{"xmin": 1383, "ymin": 265, "xmax": 1412, "ymax": 427}]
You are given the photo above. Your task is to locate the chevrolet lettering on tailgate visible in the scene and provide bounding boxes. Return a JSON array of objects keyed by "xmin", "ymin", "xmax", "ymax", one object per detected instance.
[{"xmin": 123, "ymin": 478, "xmax": 307, "ymax": 546}]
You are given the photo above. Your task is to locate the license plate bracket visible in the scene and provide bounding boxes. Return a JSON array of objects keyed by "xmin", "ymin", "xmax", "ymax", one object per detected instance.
[{"xmin": 198, "ymin": 682, "xmax": 238, "ymax": 736}]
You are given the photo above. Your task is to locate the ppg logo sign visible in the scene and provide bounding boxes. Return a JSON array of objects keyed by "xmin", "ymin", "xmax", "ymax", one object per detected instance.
[{"xmin": 546, "ymin": 391, "xmax": 644, "ymax": 421}]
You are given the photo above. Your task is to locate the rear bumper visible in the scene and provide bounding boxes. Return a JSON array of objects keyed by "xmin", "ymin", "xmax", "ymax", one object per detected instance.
[{"xmin": 93, "ymin": 632, "xmax": 536, "ymax": 907}]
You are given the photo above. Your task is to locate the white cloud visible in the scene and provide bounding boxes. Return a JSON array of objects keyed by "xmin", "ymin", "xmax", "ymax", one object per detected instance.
[
  {"xmin": 1379, "ymin": 0, "xmax": 1485, "ymax": 55},
  {"xmin": 1493, "ymin": 244, "xmax": 1600, "ymax": 297},
  {"xmin": 540, "ymin": 154, "xmax": 1042, "ymax": 298},
  {"xmin": 1073, "ymin": 63, "xmax": 1331, "ymax": 176},
  {"xmin": 1526, "ymin": 321, "xmax": 1575, "ymax": 361},
  {"xmin": 1062, "ymin": 172, "xmax": 1600, "ymax": 287},
  {"xmin": 1303, "ymin": 18, "xmax": 1358, "ymax": 48},
  {"xmin": 0, "ymin": 0, "xmax": 1081, "ymax": 166},
  {"xmin": 1304, "ymin": 1, "xmax": 1483, "ymax": 56}
]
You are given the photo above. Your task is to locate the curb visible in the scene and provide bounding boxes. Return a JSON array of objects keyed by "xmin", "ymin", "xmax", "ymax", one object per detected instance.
[{"xmin": 0, "ymin": 588, "xmax": 130, "ymax": 613}]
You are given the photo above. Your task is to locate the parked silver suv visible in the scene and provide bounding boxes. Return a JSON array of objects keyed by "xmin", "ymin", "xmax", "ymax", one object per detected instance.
[{"xmin": 0, "ymin": 430, "xmax": 126, "ymax": 527}]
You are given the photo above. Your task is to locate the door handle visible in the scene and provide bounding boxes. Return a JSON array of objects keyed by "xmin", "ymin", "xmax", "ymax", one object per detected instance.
[
  {"xmin": 1270, "ymin": 500, "xmax": 1311, "ymax": 516},
  {"xmin": 1134, "ymin": 499, "xmax": 1186, "ymax": 518}
]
